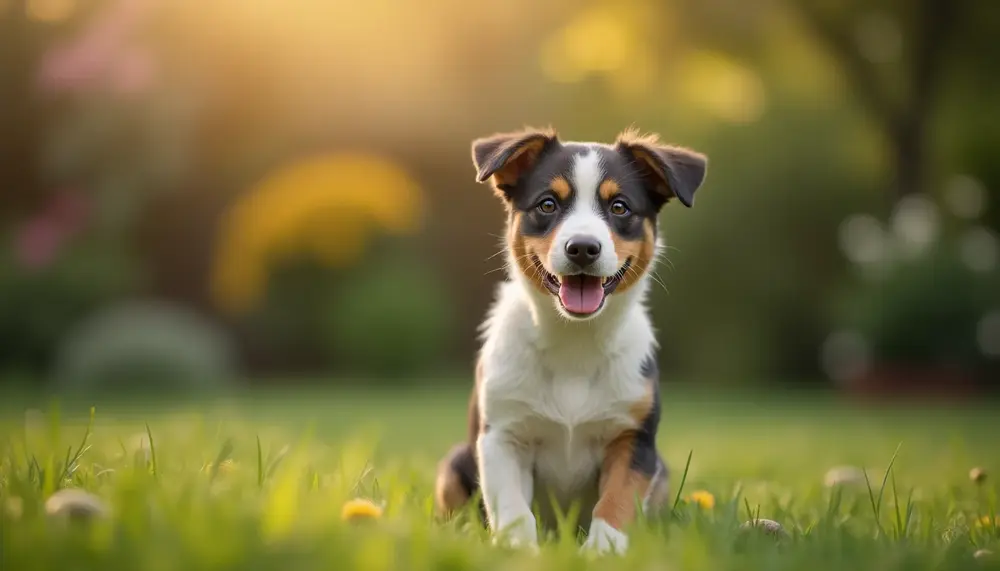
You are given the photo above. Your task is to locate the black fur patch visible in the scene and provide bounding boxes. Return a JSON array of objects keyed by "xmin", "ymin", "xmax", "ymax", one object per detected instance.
[
  {"xmin": 449, "ymin": 443, "xmax": 487, "ymax": 522},
  {"xmin": 631, "ymin": 351, "xmax": 661, "ymax": 477}
]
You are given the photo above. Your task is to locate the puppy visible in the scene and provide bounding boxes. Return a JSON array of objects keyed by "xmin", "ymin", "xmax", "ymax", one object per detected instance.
[{"xmin": 434, "ymin": 127, "xmax": 708, "ymax": 555}]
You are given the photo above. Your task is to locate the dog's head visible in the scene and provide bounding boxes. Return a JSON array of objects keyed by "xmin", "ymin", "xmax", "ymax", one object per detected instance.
[{"xmin": 472, "ymin": 127, "xmax": 707, "ymax": 320}]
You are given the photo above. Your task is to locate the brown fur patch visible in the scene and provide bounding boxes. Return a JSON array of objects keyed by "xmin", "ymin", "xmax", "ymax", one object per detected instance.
[
  {"xmin": 593, "ymin": 433, "xmax": 653, "ymax": 530},
  {"xmin": 551, "ymin": 176, "xmax": 572, "ymax": 201},
  {"xmin": 435, "ymin": 460, "xmax": 470, "ymax": 518},
  {"xmin": 486, "ymin": 128, "xmax": 557, "ymax": 197},
  {"xmin": 615, "ymin": 127, "xmax": 693, "ymax": 201},
  {"xmin": 599, "ymin": 180, "xmax": 621, "ymax": 202},
  {"xmin": 508, "ymin": 212, "xmax": 559, "ymax": 295},
  {"xmin": 613, "ymin": 219, "xmax": 656, "ymax": 294}
]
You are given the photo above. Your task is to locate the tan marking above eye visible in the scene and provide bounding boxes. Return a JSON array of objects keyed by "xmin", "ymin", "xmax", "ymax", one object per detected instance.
[
  {"xmin": 599, "ymin": 180, "xmax": 621, "ymax": 201},
  {"xmin": 550, "ymin": 176, "xmax": 572, "ymax": 200}
]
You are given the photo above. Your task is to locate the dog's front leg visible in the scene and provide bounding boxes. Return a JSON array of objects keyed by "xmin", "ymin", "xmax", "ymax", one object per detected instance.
[
  {"xmin": 477, "ymin": 429, "xmax": 537, "ymax": 550},
  {"xmin": 583, "ymin": 431, "xmax": 658, "ymax": 555}
]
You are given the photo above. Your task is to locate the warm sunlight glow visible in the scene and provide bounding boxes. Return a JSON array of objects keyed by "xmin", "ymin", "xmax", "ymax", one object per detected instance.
[
  {"xmin": 540, "ymin": 5, "xmax": 636, "ymax": 83},
  {"xmin": 210, "ymin": 153, "xmax": 425, "ymax": 314},
  {"xmin": 27, "ymin": 0, "xmax": 76, "ymax": 22},
  {"xmin": 675, "ymin": 50, "xmax": 767, "ymax": 123}
]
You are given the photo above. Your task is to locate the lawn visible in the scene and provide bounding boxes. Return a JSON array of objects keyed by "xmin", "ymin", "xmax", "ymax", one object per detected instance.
[{"xmin": 1, "ymin": 384, "xmax": 999, "ymax": 570}]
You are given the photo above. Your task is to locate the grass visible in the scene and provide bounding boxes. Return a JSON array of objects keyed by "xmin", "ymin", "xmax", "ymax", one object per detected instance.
[{"xmin": 1, "ymin": 385, "xmax": 999, "ymax": 570}]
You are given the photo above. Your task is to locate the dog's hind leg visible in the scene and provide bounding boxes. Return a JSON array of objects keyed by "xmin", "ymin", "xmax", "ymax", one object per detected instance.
[{"xmin": 434, "ymin": 442, "xmax": 481, "ymax": 519}]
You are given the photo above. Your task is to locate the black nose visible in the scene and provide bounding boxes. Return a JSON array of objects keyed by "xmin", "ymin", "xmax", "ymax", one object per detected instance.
[{"xmin": 565, "ymin": 236, "xmax": 602, "ymax": 267}]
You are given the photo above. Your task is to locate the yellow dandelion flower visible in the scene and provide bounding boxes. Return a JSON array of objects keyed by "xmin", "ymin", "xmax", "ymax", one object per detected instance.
[
  {"xmin": 686, "ymin": 490, "xmax": 715, "ymax": 509},
  {"xmin": 341, "ymin": 498, "xmax": 383, "ymax": 522},
  {"xmin": 975, "ymin": 515, "xmax": 1000, "ymax": 529}
]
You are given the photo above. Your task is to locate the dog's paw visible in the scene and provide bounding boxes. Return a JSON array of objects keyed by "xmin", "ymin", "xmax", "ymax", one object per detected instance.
[
  {"xmin": 581, "ymin": 518, "xmax": 629, "ymax": 556},
  {"xmin": 492, "ymin": 513, "xmax": 539, "ymax": 553}
]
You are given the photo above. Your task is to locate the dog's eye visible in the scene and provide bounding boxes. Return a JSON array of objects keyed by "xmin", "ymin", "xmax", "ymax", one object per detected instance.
[
  {"xmin": 537, "ymin": 198, "xmax": 557, "ymax": 215},
  {"xmin": 609, "ymin": 199, "xmax": 630, "ymax": 216}
]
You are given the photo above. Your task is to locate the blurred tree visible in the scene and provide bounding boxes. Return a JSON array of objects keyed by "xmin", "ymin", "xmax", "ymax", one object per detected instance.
[
  {"xmin": 0, "ymin": 0, "xmax": 48, "ymax": 224},
  {"xmin": 789, "ymin": 0, "xmax": 965, "ymax": 201}
]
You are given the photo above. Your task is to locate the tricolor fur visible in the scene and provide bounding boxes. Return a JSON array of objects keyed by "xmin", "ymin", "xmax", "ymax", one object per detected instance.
[{"xmin": 434, "ymin": 127, "xmax": 708, "ymax": 555}]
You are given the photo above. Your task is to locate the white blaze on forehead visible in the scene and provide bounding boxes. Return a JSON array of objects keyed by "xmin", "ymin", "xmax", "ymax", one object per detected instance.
[
  {"xmin": 548, "ymin": 147, "xmax": 619, "ymax": 276},
  {"xmin": 570, "ymin": 147, "xmax": 604, "ymax": 209}
]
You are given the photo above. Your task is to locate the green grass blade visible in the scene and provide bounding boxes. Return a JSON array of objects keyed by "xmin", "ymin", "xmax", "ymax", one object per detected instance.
[
  {"xmin": 875, "ymin": 442, "xmax": 902, "ymax": 517},
  {"xmin": 891, "ymin": 469, "xmax": 903, "ymax": 539},
  {"xmin": 862, "ymin": 467, "xmax": 886, "ymax": 537},
  {"xmin": 670, "ymin": 450, "xmax": 693, "ymax": 513},
  {"xmin": 257, "ymin": 435, "xmax": 264, "ymax": 488},
  {"xmin": 145, "ymin": 423, "xmax": 157, "ymax": 478}
]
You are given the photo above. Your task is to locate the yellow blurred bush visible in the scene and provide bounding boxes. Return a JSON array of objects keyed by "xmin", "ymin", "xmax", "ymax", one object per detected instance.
[{"xmin": 210, "ymin": 153, "xmax": 425, "ymax": 313}]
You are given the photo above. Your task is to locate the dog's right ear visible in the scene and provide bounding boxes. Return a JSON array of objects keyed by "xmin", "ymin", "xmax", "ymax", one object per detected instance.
[{"xmin": 471, "ymin": 128, "xmax": 558, "ymax": 199}]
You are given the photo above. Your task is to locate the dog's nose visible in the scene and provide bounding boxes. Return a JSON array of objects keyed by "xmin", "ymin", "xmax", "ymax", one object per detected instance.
[{"xmin": 565, "ymin": 236, "xmax": 602, "ymax": 267}]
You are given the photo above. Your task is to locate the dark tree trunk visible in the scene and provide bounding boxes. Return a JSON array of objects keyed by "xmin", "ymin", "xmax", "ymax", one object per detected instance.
[
  {"xmin": 890, "ymin": 117, "xmax": 926, "ymax": 199},
  {"xmin": 0, "ymin": 1, "xmax": 44, "ymax": 226},
  {"xmin": 793, "ymin": 0, "xmax": 963, "ymax": 205}
]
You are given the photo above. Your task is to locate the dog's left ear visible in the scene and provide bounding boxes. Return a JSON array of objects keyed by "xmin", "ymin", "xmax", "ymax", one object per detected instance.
[
  {"xmin": 471, "ymin": 127, "xmax": 558, "ymax": 199},
  {"xmin": 615, "ymin": 130, "xmax": 708, "ymax": 208}
]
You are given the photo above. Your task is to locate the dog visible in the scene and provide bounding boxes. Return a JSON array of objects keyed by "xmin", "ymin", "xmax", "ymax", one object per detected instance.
[{"xmin": 434, "ymin": 126, "xmax": 708, "ymax": 555}]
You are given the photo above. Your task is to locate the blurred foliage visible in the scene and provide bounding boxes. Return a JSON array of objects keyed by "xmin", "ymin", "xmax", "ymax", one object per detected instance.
[
  {"xmin": 839, "ymin": 243, "xmax": 998, "ymax": 373},
  {"xmin": 51, "ymin": 299, "xmax": 237, "ymax": 395},
  {"xmin": 828, "ymin": 195, "xmax": 1000, "ymax": 380},
  {"xmin": 232, "ymin": 245, "xmax": 457, "ymax": 379},
  {"xmin": 0, "ymin": 238, "xmax": 136, "ymax": 376},
  {"xmin": 322, "ymin": 251, "xmax": 458, "ymax": 379},
  {"xmin": 1, "ymin": 0, "xmax": 999, "ymax": 387}
]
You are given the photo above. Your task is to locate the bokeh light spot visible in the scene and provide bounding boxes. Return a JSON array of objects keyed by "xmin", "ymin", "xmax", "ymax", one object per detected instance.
[
  {"xmin": 890, "ymin": 194, "xmax": 939, "ymax": 259},
  {"xmin": 977, "ymin": 311, "xmax": 1000, "ymax": 358},
  {"xmin": 959, "ymin": 227, "xmax": 999, "ymax": 273},
  {"xmin": 945, "ymin": 174, "xmax": 988, "ymax": 220},
  {"xmin": 839, "ymin": 214, "xmax": 887, "ymax": 265},
  {"xmin": 675, "ymin": 50, "xmax": 766, "ymax": 123}
]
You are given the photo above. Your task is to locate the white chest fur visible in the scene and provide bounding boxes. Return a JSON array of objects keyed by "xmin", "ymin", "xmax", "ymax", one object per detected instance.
[{"xmin": 478, "ymin": 280, "xmax": 656, "ymax": 500}]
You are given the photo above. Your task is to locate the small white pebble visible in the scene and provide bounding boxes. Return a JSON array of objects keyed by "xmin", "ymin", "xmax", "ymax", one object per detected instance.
[
  {"xmin": 45, "ymin": 489, "xmax": 108, "ymax": 521},
  {"xmin": 740, "ymin": 518, "xmax": 787, "ymax": 536},
  {"xmin": 970, "ymin": 467, "xmax": 987, "ymax": 484},
  {"xmin": 975, "ymin": 549, "xmax": 993, "ymax": 559},
  {"xmin": 824, "ymin": 466, "xmax": 866, "ymax": 487}
]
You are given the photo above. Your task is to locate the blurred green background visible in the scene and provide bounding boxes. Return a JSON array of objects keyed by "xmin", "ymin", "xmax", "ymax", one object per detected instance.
[{"xmin": 1, "ymin": 0, "xmax": 999, "ymax": 397}]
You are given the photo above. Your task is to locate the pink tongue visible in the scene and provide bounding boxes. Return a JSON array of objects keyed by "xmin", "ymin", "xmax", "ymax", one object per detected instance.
[{"xmin": 559, "ymin": 275, "xmax": 605, "ymax": 314}]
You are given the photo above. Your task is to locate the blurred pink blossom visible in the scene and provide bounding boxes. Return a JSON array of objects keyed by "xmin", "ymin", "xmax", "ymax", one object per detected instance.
[
  {"xmin": 109, "ymin": 49, "xmax": 156, "ymax": 95},
  {"xmin": 48, "ymin": 189, "xmax": 91, "ymax": 234},
  {"xmin": 10, "ymin": 190, "xmax": 91, "ymax": 270},
  {"xmin": 37, "ymin": 0, "xmax": 158, "ymax": 95},
  {"xmin": 14, "ymin": 217, "xmax": 64, "ymax": 270}
]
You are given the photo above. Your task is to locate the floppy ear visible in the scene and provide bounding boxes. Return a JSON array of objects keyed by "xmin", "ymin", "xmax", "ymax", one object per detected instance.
[
  {"xmin": 471, "ymin": 128, "xmax": 558, "ymax": 199},
  {"xmin": 615, "ymin": 129, "xmax": 708, "ymax": 208}
]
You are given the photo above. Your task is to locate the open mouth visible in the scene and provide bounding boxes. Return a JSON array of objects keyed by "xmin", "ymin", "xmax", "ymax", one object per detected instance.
[{"xmin": 533, "ymin": 256, "xmax": 632, "ymax": 317}]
